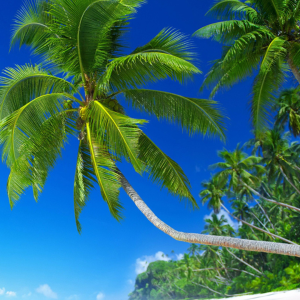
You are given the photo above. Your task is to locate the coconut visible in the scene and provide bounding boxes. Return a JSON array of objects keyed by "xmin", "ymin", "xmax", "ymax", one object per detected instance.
[{"xmin": 109, "ymin": 100, "xmax": 116, "ymax": 109}]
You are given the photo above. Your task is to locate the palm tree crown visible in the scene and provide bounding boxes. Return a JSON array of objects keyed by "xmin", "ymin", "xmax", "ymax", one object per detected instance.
[
  {"xmin": 194, "ymin": 0, "xmax": 300, "ymax": 129},
  {"xmin": 0, "ymin": 0, "xmax": 225, "ymax": 232},
  {"xmin": 274, "ymin": 88, "xmax": 300, "ymax": 137}
]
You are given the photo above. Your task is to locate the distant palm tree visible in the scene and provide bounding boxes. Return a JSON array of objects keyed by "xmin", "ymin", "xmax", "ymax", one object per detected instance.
[
  {"xmin": 261, "ymin": 129, "xmax": 300, "ymax": 194},
  {"xmin": 275, "ymin": 89, "xmax": 300, "ymax": 137},
  {"xmin": 203, "ymin": 214, "xmax": 235, "ymax": 237},
  {"xmin": 200, "ymin": 176, "xmax": 225, "ymax": 213},
  {"xmin": 231, "ymin": 198, "xmax": 251, "ymax": 221},
  {"xmin": 194, "ymin": 0, "xmax": 300, "ymax": 129},
  {"xmin": 213, "ymin": 147, "xmax": 300, "ymax": 212}
]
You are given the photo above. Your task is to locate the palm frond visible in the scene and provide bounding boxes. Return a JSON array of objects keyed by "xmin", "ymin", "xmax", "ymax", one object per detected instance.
[
  {"xmin": 131, "ymin": 28, "xmax": 196, "ymax": 62},
  {"xmin": 75, "ymin": 0, "xmax": 134, "ymax": 76},
  {"xmin": 202, "ymin": 50, "xmax": 263, "ymax": 97},
  {"xmin": 0, "ymin": 64, "xmax": 76, "ymax": 119},
  {"xmin": 74, "ymin": 140, "xmax": 96, "ymax": 233},
  {"xmin": 0, "ymin": 93, "xmax": 66, "ymax": 167},
  {"xmin": 88, "ymin": 100, "xmax": 146, "ymax": 173},
  {"xmin": 222, "ymin": 29, "xmax": 274, "ymax": 64},
  {"xmin": 7, "ymin": 157, "xmax": 32, "ymax": 208},
  {"xmin": 7, "ymin": 111, "xmax": 71, "ymax": 207},
  {"xmin": 86, "ymin": 123, "xmax": 123, "ymax": 220},
  {"xmin": 193, "ymin": 20, "xmax": 265, "ymax": 44},
  {"xmin": 103, "ymin": 48, "xmax": 200, "ymax": 90},
  {"xmin": 11, "ymin": 0, "xmax": 55, "ymax": 54},
  {"xmin": 138, "ymin": 132, "xmax": 197, "ymax": 208},
  {"xmin": 122, "ymin": 89, "xmax": 226, "ymax": 140},
  {"xmin": 206, "ymin": 0, "xmax": 259, "ymax": 21},
  {"xmin": 252, "ymin": 37, "xmax": 288, "ymax": 130}
]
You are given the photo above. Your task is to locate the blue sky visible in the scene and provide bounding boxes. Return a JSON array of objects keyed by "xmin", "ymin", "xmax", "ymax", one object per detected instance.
[{"xmin": 0, "ymin": 1, "xmax": 278, "ymax": 300}]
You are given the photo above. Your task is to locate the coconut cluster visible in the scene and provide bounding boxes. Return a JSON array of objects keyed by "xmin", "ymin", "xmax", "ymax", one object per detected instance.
[
  {"xmin": 63, "ymin": 100, "xmax": 73, "ymax": 109},
  {"xmin": 100, "ymin": 98, "xmax": 123, "ymax": 113}
]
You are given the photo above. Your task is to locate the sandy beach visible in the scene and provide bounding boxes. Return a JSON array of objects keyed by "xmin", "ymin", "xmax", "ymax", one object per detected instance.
[{"xmin": 209, "ymin": 290, "xmax": 300, "ymax": 300}]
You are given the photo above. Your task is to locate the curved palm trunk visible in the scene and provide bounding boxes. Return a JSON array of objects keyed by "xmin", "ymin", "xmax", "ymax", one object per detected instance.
[
  {"xmin": 279, "ymin": 166, "xmax": 300, "ymax": 195},
  {"xmin": 119, "ymin": 173, "xmax": 300, "ymax": 257},
  {"xmin": 193, "ymin": 267, "xmax": 258, "ymax": 277},
  {"xmin": 221, "ymin": 204, "xmax": 295, "ymax": 245},
  {"xmin": 242, "ymin": 182, "xmax": 300, "ymax": 212},
  {"xmin": 288, "ymin": 57, "xmax": 300, "ymax": 84}
]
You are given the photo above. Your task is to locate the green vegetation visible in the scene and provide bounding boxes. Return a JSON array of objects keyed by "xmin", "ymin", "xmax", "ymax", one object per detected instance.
[
  {"xmin": 0, "ymin": 0, "xmax": 224, "ymax": 232},
  {"xmin": 194, "ymin": 0, "xmax": 300, "ymax": 130},
  {"xmin": 129, "ymin": 88, "xmax": 300, "ymax": 299}
]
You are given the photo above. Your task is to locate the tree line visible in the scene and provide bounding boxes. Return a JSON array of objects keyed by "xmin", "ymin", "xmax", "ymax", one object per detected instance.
[{"xmin": 129, "ymin": 87, "xmax": 300, "ymax": 299}]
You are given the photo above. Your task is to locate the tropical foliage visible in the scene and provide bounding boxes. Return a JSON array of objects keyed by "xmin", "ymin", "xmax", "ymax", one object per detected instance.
[
  {"xmin": 0, "ymin": 0, "xmax": 225, "ymax": 233},
  {"xmin": 194, "ymin": 0, "xmax": 300, "ymax": 130},
  {"xmin": 129, "ymin": 88, "xmax": 300, "ymax": 299}
]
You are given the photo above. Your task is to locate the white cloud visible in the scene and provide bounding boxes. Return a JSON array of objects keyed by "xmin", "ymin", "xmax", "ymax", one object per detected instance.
[
  {"xmin": 6, "ymin": 292, "xmax": 16, "ymax": 297},
  {"xmin": 0, "ymin": 289, "xmax": 5, "ymax": 296},
  {"xmin": 36, "ymin": 285, "xmax": 57, "ymax": 299},
  {"xmin": 204, "ymin": 209, "xmax": 239, "ymax": 231},
  {"xmin": 96, "ymin": 292, "xmax": 105, "ymax": 300},
  {"xmin": 135, "ymin": 251, "xmax": 171, "ymax": 274},
  {"xmin": 195, "ymin": 166, "xmax": 201, "ymax": 173},
  {"xmin": 175, "ymin": 253, "xmax": 184, "ymax": 261}
]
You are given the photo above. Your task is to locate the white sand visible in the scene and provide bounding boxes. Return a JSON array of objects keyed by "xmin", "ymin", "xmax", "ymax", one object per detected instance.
[{"xmin": 209, "ymin": 289, "xmax": 300, "ymax": 300}]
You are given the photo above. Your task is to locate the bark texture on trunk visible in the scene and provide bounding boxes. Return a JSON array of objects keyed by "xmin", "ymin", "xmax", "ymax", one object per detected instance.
[
  {"xmin": 120, "ymin": 173, "xmax": 300, "ymax": 257},
  {"xmin": 288, "ymin": 57, "xmax": 300, "ymax": 84}
]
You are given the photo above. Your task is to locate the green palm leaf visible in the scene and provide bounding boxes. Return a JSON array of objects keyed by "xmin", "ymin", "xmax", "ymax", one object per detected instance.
[
  {"xmin": 7, "ymin": 112, "xmax": 70, "ymax": 207},
  {"xmin": 74, "ymin": 140, "xmax": 97, "ymax": 233},
  {"xmin": 0, "ymin": 93, "xmax": 67, "ymax": 167},
  {"xmin": 104, "ymin": 46, "xmax": 200, "ymax": 90},
  {"xmin": 122, "ymin": 89, "xmax": 226, "ymax": 139},
  {"xmin": 252, "ymin": 37, "xmax": 288, "ymax": 129},
  {"xmin": 88, "ymin": 100, "xmax": 146, "ymax": 173},
  {"xmin": 11, "ymin": 0, "xmax": 56, "ymax": 54},
  {"xmin": 0, "ymin": 64, "xmax": 76, "ymax": 119},
  {"xmin": 193, "ymin": 20, "xmax": 264, "ymax": 44},
  {"xmin": 206, "ymin": 0, "xmax": 259, "ymax": 21},
  {"xmin": 86, "ymin": 123, "xmax": 123, "ymax": 220},
  {"xmin": 138, "ymin": 133, "xmax": 197, "ymax": 208},
  {"xmin": 75, "ymin": 0, "xmax": 133, "ymax": 75}
]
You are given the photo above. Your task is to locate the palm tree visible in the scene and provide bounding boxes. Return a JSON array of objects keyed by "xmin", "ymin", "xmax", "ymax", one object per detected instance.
[
  {"xmin": 202, "ymin": 215, "xmax": 264, "ymax": 275},
  {"xmin": 261, "ymin": 129, "xmax": 300, "ymax": 194},
  {"xmin": 203, "ymin": 213, "xmax": 235, "ymax": 237},
  {"xmin": 2, "ymin": 0, "xmax": 224, "ymax": 228},
  {"xmin": 213, "ymin": 147, "xmax": 300, "ymax": 212},
  {"xmin": 231, "ymin": 198, "xmax": 251, "ymax": 221},
  {"xmin": 200, "ymin": 173, "xmax": 295, "ymax": 243},
  {"xmin": 175, "ymin": 253, "xmax": 227, "ymax": 297},
  {"xmin": 274, "ymin": 88, "xmax": 300, "ymax": 137},
  {"xmin": 200, "ymin": 176, "xmax": 225, "ymax": 213},
  {"xmin": 194, "ymin": 0, "xmax": 300, "ymax": 129},
  {"xmin": 2, "ymin": 0, "xmax": 300, "ymax": 257}
]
